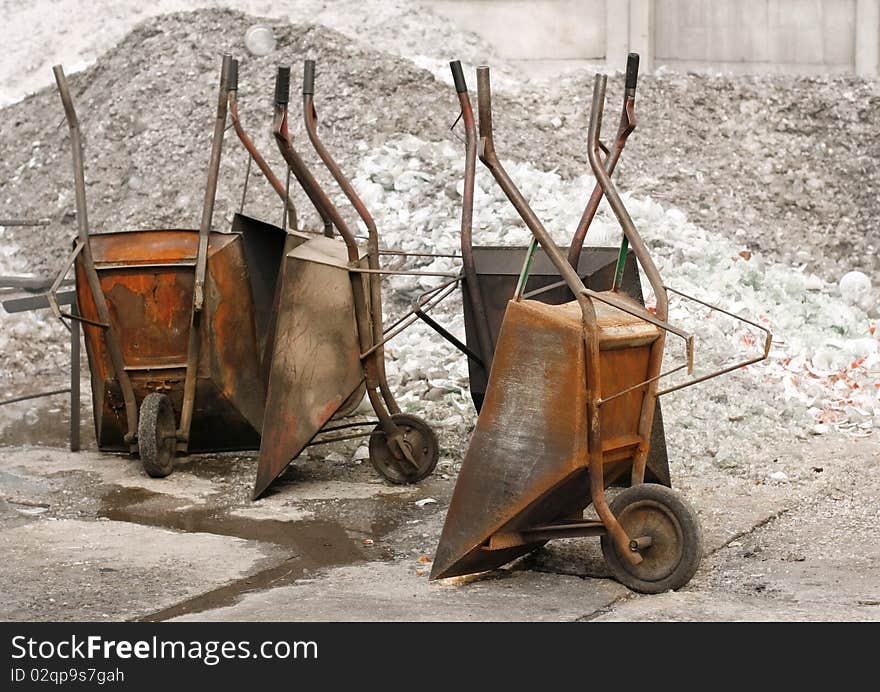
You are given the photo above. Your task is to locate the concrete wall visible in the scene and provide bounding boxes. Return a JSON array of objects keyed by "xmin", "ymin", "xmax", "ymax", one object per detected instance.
[{"xmin": 425, "ymin": 0, "xmax": 880, "ymax": 75}]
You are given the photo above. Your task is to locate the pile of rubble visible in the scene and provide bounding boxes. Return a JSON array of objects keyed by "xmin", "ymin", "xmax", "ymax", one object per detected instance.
[{"xmin": 0, "ymin": 7, "xmax": 876, "ymax": 480}]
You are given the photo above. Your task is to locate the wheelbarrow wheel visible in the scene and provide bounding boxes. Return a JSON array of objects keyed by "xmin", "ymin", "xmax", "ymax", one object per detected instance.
[
  {"xmin": 138, "ymin": 393, "xmax": 177, "ymax": 478},
  {"xmin": 601, "ymin": 483, "xmax": 702, "ymax": 594},
  {"xmin": 369, "ymin": 414, "xmax": 439, "ymax": 485}
]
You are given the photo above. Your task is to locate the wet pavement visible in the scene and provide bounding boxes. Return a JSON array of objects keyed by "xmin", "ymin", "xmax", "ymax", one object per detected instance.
[{"xmin": 0, "ymin": 393, "xmax": 877, "ymax": 622}]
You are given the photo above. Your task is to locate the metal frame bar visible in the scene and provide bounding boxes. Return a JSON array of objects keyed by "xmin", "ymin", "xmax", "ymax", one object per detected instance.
[
  {"xmin": 302, "ymin": 59, "xmax": 401, "ymax": 415},
  {"xmin": 450, "ymin": 61, "xmax": 495, "ymax": 372},
  {"xmin": 272, "ymin": 66, "xmax": 415, "ymax": 471},
  {"xmin": 53, "ymin": 65, "xmax": 139, "ymax": 450},
  {"xmin": 177, "ymin": 55, "xmax": 234, "ymax": 451},
  {"xmin": 654, "ymin": 286, "xmax": 773, "ymax": 396},
  {"xmin": 360, "ymin": 279, "xmax": 459, "ymax": 359},
  {"xmin": 475, "ymin": 65, "xmax": 641, "ymax": 567}
]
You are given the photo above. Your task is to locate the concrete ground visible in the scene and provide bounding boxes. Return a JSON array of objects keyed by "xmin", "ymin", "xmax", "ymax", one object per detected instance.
[{"xmin": 0, "ymin": 395, "xmax": 877, "ymax": 622}]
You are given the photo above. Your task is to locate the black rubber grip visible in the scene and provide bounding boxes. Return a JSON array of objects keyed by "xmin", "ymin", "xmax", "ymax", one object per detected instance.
[
  {"xmin": 450, "ymin": 60, "xmax": 467, "ymax": 93},
  {"xmin": 275, "ymin": 66, "xmax": 290, "ymax": 105},
  {"xmin": 228, "ymin": 59, "xmax": 239, "ymax": 91},
  {"xmin": 303, "ymin": 60, "xmax": 315, "ymax": 95},
  {"xmin": 626, "ymin": 52, "xmax": 639, "ymax": 89}
]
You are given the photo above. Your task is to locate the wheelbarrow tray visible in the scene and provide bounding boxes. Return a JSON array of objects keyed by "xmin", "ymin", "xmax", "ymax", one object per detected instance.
[
  {"xmin": 432, "ymin": 295, "xmax": 660, "ymax": 580},
  {"xmin": 460, "ymin": 245, "xmax": 669, "ymax": 486},
  {"xmin": 75, "ymin": 220, "xmax": 294, "ymax": 453},
  {"xmin": 254, "ymin": 234, "xmax": 368, "ymax": 498}
]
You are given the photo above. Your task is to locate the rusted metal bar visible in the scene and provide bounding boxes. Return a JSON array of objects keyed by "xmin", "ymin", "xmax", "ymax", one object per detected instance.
[
  {"xmin": 0, "ymin": 388, "xmax": 71, "ymax": 407},
  {"xmin": 70, "ymin": 302, "xmax": 80, "ymax": 452},
  {"xmin": 359, "ymin": 279, "xmax": 459, "ymax": 359},
  {"xmin": 227, "ymin": 58, "xmax": 299, "ymax": 231},
  {"xmin": 587, "ymin": 73, "xmax": 666, "ymax": 488},
  {"xmin": 46, "ymin": 240, "xmax": 84, "ymax": 322},
  {"xmin": 520, "ymin": 521, "xmax": 607, "ymax": 541},
  {"xmin": 274, "ymin": 254, "xmax": 457, "ymax": 277},
  {"xmin": 450, "ymin": 60, "xmax": 494, "ymax": 372},
  {"xmin": 567, "ymin": 53, "xmax": 639, "ymax": 269},
  {"xmin": 301, "ymin": 60, "xmax": 399, "ymax": 415},
  {"xmin": 379, "ymin": 250, "xmax": 461, "ymax": 258},
  {"xmin": 476, "ymin": 65, "xmax": 641, "ymax": 567},
  {"xmin": 304, "ymin": 430, "xmax": 384, "ymax": 447},
  {"xmin": 53, "ymin": 64, "xmax": 139, "ymax": 449},
  {"xmin": 0, "ymin": 219, "xmax": 50, "ymax": 226},
  {"xmin": 665, "ymin": 285, "xmax": 773, "ymax": 353},
  {"xmin": 580, "ymin": 286, "xmax": 694, "ymax": 372},
  {"xmin": 178, "ymin": 54, "xmax": 233, "ymax": 450},
  {"xmin": 379, "ymin": 276, "xmax": 458, "ymax": 335},
  {"xmin": 653, "ymin": 285, "xmax": 773, "ymax": 396}
]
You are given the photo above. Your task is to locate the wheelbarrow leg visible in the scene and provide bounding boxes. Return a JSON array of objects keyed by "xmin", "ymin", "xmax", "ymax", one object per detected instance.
[
  {"xmin": 69, "ymin": 303, "xmax": 80, "ymax": 453},
  {"xmin": 585, "ymin": 345, "xmax": 643, "ymax": 567}
]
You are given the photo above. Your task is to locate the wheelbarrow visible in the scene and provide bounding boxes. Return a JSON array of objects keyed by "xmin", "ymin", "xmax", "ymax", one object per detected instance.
[
  {"xmin": 414, "ymin": 56, "xmax": 670, "ymax": 485},
  {"xmin": 431, "ymin": 67, "xmax": 772, "ymax": 593},
  {"xmin": 252, "ymin": 61, "xmax": 454, "ymax": 498},
  {"xmin": 48, "ymin": 56, "xmax": 299, "ymax": 477}
]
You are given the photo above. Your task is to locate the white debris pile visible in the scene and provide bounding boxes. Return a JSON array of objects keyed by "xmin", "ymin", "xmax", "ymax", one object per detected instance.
[
  {"xmin": 0, "ymin": 0, "xmax": 510, "ymax": 108},
  {"xmin": 347, "ymin": 134, "xmax": 878, "ymax": 471},
  {"xmin": 0, "ymin": 7, "xmax": 876, "ymax": 477}
]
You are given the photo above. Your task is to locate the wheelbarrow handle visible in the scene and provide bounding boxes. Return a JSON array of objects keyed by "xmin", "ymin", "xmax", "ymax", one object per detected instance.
[
  {"xmin": 566, "ymin": 54, "xmax": 639, "ymax": 268},
  {"xmin": 228, "ymin": 58, "xmax": 239, "ymax": 92},
  {"xmin": 274, "ymin": 66, "xmax": 290, "ymax": 105},
  {"xmin": 625, "ymin": 52, "xmax": 639, "ymax": 90},
  {"xmin": 302, "ymin": 59, "xmax": 315, "ymax": 96},
  {"xmin": 450, "ymin": 59, "xmax": 468, "ymax": 93}
]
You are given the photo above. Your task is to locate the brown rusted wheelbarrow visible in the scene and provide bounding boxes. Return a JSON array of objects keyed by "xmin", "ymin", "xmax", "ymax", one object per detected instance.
[
  {"xmin": 417, "ymin": 56, "xmax": 670, "ymax": 485},
  {"xmin": 48, "ymin": 56, "xmax": 300, "ymax": 477},
  {"xmin": 432, "ymin": 67, "xmax": 772, "ymax": 593},
  {"xmin": 252, "ymin": 61, "xmax": 452, "ymax": 498}
]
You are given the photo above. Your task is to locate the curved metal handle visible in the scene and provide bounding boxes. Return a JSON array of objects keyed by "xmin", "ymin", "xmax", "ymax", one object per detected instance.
[{"xmin": 587, "ymin": 74, "xmax": 667, "ymax": 321}]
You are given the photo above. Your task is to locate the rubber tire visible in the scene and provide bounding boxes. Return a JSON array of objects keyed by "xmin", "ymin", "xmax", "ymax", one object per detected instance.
[
  {"xmin": 138, "ymin": 393, "xmax": 176, "ymax": 478},
  {"xmin": 601, "ymin": 483, "xmax": 703, "ymax": 594},
  {"xmin": 369, "ymin": 413, "xmax": 439, "ymax": 485}
]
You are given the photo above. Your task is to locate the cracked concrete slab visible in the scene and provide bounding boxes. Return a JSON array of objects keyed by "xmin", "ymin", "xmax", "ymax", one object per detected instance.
[
  {"xmin": 0, "ymin": 446, "xmax": 219, "ymax": 502},
  {"xmin": 0, "ymin": 519, "xmax": 287, "ymax": 621},
  {"xmin": 171, "ymin": 560, "xmax": 630, "ymax": 622}
]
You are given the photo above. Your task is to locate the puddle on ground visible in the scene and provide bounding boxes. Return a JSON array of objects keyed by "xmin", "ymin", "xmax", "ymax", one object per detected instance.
[
  {"xmin": 98, "ymin": 485, "xmax": 410, "ymax": 621},
  {"xmin": 99, "ymin": 486, "xmax": 364, "ymax": 555}
]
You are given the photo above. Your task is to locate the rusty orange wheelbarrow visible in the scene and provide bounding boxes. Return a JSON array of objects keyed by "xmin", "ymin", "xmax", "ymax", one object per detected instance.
[
  {"xmin": 48, "ymin": 56, "xmax": 301, "ymax": 478},
  {"xmin": 428, "ymin": 56, "xmax": 670, "ymax": 487},
  {"xmin": 432, "ymin": 67, "xmax": 772, "ymax": 593}
]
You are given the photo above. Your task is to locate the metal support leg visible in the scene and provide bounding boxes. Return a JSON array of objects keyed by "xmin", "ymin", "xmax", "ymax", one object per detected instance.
[{"xmin": 70, "ymin": 304, "xmax": 81, "ymax": 452}]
